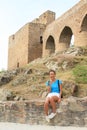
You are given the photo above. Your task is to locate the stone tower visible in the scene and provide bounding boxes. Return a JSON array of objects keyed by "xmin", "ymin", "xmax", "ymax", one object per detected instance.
[
  {"xmin": 8, "ymin": 10, "xmax": 55, "ymax": 70},
  {"xmin": 8, "ymin": 0, "xmax": 87, "ymax": 70}
]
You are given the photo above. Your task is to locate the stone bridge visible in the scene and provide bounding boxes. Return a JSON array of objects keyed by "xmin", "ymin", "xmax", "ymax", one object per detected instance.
[
  {"xmin": 43, "ymin": 0, "xmax": 87, "ymax": 57},
  {"xmin": 8, "ymin": 0, "xmax": 87, "ymax": 70}
]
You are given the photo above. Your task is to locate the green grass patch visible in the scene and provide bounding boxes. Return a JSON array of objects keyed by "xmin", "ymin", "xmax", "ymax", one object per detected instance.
[{"xmin": 73, "ymin": 65, "xmax": 87, "ymax": 84}]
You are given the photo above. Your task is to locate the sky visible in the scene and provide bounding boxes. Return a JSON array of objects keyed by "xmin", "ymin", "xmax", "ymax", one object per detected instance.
[{"xmin": 0, "ymin": 0, "xmax": 80, "ymax": 71}]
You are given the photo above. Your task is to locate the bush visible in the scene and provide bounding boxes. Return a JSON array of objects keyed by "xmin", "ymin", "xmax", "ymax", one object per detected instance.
[{"xmin": 73, "ymin": 65, "xmax": 87, "ymax": 84}]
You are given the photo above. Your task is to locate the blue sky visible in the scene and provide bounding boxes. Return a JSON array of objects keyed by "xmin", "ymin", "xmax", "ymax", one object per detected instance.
[{"xmin": 0, "ymin": 0, "xmax": 80, "ymax": 71}]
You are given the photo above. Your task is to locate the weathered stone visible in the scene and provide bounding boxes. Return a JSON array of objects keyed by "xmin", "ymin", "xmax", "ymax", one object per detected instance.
[
  {"xmin": 84, "ymin": 117, "xmax": 87, "ymax": 126},
  {"xmin": 69, "ymin": 101, "xmax": 86, "ymax": 112},
  {"xmin": 12, "ymin": 76, "xmax": 27, "ymax": 86},
  {"xmin": 0, "ymin": 69, "xmax": 20, "ymax": 86},
  {"xmin": 41, "ymin": 91, "xmax": 48, "ymax": 98},
  {"xmin": 0, "ymin": 89, "xmax": 14, "ymax": 101},
  {"xmin": 0, "ymin": 76, "xmax": 12, "ymax": 86},
  {"xmin": 0, "ymin": 96, "xmax": 86, "ymax": 126},
  {"xmin": 24, "ymin": 69, "xmax": 33, "ymax": 75},
  {"xmin": 8, "ymin": 0, "xmax": 87, "ymax": 70}
]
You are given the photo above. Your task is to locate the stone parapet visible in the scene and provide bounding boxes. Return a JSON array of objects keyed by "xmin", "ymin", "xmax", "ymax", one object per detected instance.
[{"xmin": 0, "ymin": 96, "xmax": 87, "ymax": 126}]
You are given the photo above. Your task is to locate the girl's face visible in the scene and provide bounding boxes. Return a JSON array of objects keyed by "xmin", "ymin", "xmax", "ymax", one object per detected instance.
[{"xmin": 49, "ymin": 71, "xmax": 56, "ymax": 80}]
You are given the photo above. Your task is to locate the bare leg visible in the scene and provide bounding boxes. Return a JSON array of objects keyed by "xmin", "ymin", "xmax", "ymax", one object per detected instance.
[
  {"xmin": 44, "ymin": 97, "xmax": 50, "ymax": 116},
  {"xmin": 44, "ymin": 96, "xmax": 59, "ymax": 115},
  {"xmin": 49, "ymin": 97, "xmax": 57, "ymax": 113},
  {"xmin": 50, "ymin": 96, "xmax": 60, "ymax": 113}
]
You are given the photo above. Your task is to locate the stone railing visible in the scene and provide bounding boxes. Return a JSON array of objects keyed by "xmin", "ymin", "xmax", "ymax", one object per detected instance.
[{"xmin": 0, "ymin": 96, "xmax": 87, "ymax": 126}]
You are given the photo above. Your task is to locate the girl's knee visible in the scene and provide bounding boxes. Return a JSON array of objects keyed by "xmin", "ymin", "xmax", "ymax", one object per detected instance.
[
  {"xmin": 49, "ymin": 97, "xmax": 54, "ymax": 103},
  {"xmin": 45, "ymin": 98, "xmax": 50, "ymax": 104}
]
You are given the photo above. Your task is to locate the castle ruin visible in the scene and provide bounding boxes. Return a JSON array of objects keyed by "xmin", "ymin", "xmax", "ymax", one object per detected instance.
[{"xmin": 8, "ymin": 0, "xmax": 87, "ymax": 70}]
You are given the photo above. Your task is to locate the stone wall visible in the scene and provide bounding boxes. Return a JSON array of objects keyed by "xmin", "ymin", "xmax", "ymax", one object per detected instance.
[
  {"xmin": 8, "ymin": 24, "xmax": 29, "ymax": 70},
  {"xmin": 28, "ymin": 23, "xmax": 46, "ymax": 62},
  {"xmin": 43, "ymin": 0, "xmax": 87, "ymax": 57},
  {"xmin": 8, "ymin": 0, "xmax": 87, "ymax": 70},
  {"xmin": 8, "ymin": 11, "xmax": 55, "ymax": 70},
  {"xmin": 32, "ymin": 10, "xmax": 55, "ymax": 25},
  {"xmin": 0, "ymin": 96, "xmax": 87, "ymax": 126}
]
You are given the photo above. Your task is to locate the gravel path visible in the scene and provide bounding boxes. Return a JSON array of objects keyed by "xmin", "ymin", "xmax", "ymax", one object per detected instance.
[{"xmin": 0, "ymin": 122, "xmax": 87, "ymax": 130}]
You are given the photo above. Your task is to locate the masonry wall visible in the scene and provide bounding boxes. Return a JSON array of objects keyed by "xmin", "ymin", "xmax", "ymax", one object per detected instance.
[
  {"xmin": 8, "ymin": 0, "xmax": 87, "ymax": 69},
  {"xmin": 32, "ymin": 10, "xmax": 55, "ymax": 25},
  {"xmin": 39, "ymin": 10, "xmax": 55, "ymax": 25},
  {"xmin": 8, "ymin": 24, "xmax": 29, "ymax": 70},
  {"xmin": 28, "ymin": 23, "xmax": 46, "ymax": 62},
  {"xmin": 0, "ymin": 97, "xmax": 87, "ymax": 126},
  {"xmin": 8, "ymin": 10, "xmax": 55, "ymax": 70},
  {"xmin": 43, "ymin": 0, "xmax": 87, "ymax": 57}
]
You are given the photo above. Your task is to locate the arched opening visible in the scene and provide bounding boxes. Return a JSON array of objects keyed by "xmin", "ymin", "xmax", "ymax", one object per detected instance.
[
  {"xmin": 70, "ymin": 35, "xmax": 74, "ymax": 47},
  {"xmin": 45, "ymin": 35, "xmax": 55, "ymax": 55},
  {"xmin": 40, "ymin": 36, "xmax": 43, "ymax": 44},
  {"xmin": 77, "ymin": 14, "xmax": 87, "ymax": 46},
  {"xmin": 81, "ymin": 14, "xmax": 87, "ymax": 31},
  {"xmin": 59, "ymin": 26, "xmax": 73, "ymax": 48},
  {"xmin": 17, "ymin": 62, "xmax": 19, "ymax": 68}
]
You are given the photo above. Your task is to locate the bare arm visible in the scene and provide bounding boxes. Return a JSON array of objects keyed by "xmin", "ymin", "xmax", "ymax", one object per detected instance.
[
  {"xmin": 47, "ymin": 86, "xmax": 51, "ymax": 93},
  {"xmin": 59, "ymin": 84, "xmax": 62, "ymax": 97}
]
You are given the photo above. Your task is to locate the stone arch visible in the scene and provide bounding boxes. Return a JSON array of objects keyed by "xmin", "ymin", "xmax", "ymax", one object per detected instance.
[
  {"xmin": 70, "ymin": 35, "xmax": 74, "ymax": 47},
  {"xmin": 77, "ymin": 14, "xmax": 87, "ymax": 47},
  {"xmin": 81, "ymin": 14, "xmax": 87, "ymax": 31},
  {"xmin": 59, "ymin": 26, "xmax": 73, "ymax": 48},
  {"xmin": 45, "ymin": 35, "xmax": 55, "ymax": 55}
]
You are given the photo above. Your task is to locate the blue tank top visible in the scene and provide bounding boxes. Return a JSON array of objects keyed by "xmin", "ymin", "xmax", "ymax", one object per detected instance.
[{"xmin": 46, "ymin": 79, "xmax": 62, "ymax": 93}]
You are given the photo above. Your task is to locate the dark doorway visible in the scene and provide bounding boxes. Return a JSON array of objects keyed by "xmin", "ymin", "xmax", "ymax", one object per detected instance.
[
  {"xmin": 17, "ymin": 62, "xmax": 19, "ymax": 68},
  {"xmin": 46, "ymin": 35, "xmax": 55, "ymax": 54},
  {"xmin": 81, "ymin": 14, "xmax": 87, "ymax": 31},
  {"xmin": 59, "ymin": 26, "xmax": 73, "ymax": 47}
]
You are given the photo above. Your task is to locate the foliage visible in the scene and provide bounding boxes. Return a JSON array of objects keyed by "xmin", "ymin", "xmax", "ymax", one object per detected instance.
[
  {"xmin": 0, "ymin": 69, "xmax": 6, "ymax": 74},
  {"xmin": 73, "ymin": 65, "xmax": 87, "ymax": 84}
]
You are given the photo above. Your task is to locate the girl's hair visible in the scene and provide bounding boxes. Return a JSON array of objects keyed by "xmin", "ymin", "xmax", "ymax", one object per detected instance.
[{"xmin": 49, "ymin": 69, "xmax": 56, "ymax": 74}]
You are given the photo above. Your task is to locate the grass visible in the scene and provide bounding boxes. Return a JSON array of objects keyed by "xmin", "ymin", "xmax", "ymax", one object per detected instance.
[
  {"xmin": 56, "ymin": 70, "xmax": 75, "ymax": 82},
  {"xmin": 73, "ymin": 64, "xmax": 87, "ymax": 84},
  {"xmin": 0, "ymin": 47, "xmax": 87, "ymax": 99}
]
